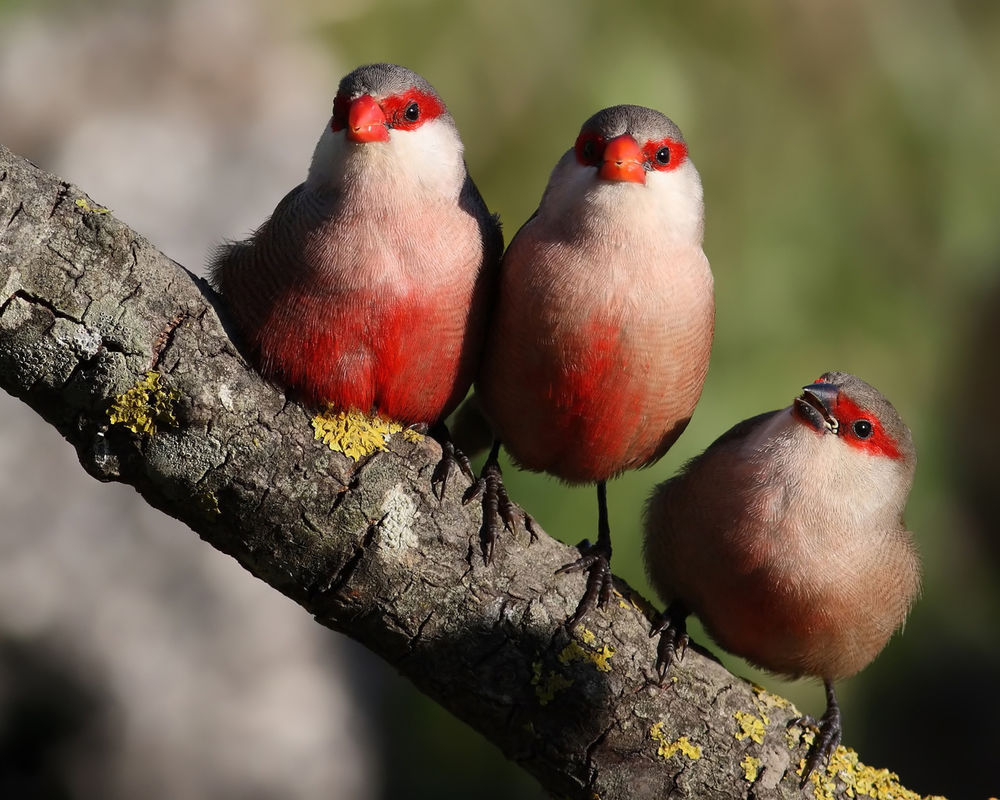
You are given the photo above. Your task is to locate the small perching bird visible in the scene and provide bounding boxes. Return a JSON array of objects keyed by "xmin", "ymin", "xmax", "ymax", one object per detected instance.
[
  {"xmin": 642, "ymin": 371, "xmax": 920, "ymax": 782},
  {"xmin": 474, "ymin": 105, "xmax": 714, "ymax": 622},
  {"xmin": 210, "ymin": 63, "xmax": 501, "ymax": 484}
]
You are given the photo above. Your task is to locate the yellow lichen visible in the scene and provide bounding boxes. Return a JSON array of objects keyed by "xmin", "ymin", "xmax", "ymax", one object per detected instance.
[
  {"xmin": 751, "ymin": 684, "xmax": 792, "ymax": 722},
  {"xmin": 741, "ymin": 755, "xmax": 762, "ymax": 782},
  {"xmin": 311, "ymin": 408, "xmax": 423, "ymax": 461},
  {"xmin": 558, "ymin": 639, "xmax": 615, "ymax": 673},
  {"xmin": 532, "ymin": 628, "xmax": 616, "ymax": 704},
  {"xmin": 667, "ymin": 737, "xmax": 702, "ymax": 761},
  {"xmin": 558, "ymin": 641, "xmax": 588, "ymax": 666},
  {"xmin": 196, "ymin": 491, "xmax": 220, "ymax": 517},
  {"xmin": 590, "ymin": 645, "xmax": 615, "ymax": 672},
  {"xmin": 650, "ymin": 722, "xmax": 702, "ymax": 761},
  {"xmin": 733, "ymin": 710, "xmax": 766, "ymax": 744},
  {"xmin": 530, "ymin": 660, "xmax": 573, "ymax": 706},
  {"xmin": 108, "ymin": 371, "xmax": 179, "ymax": 436},
  {"xmin": 742, "ymin": 684, "xmax": 797, "ymax": 729},
  {"xmin": 787, "ymin": 720, "xmax": 816, "ymax": 750},
  {"xmin": 798, "ymin": 746, "xmax": 947, "ymax": 800},
  {"xmin": 612, "ymin": 588, "xmax": 643, "ymax": 610},
  {"xmin": 75, "ymin": 198, "xmax": 110, "ymax": 214}
]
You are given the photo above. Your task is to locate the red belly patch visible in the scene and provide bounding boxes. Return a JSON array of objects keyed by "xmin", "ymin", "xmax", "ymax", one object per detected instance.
[{"xmin": 247, "ymin": 286, "xmax": 469, "ymax": 424}]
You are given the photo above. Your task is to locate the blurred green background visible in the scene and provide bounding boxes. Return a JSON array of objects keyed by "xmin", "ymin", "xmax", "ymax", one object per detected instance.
[{"xmin": 2, "ymin": 0, "xmax": 999, "ymax": 798}]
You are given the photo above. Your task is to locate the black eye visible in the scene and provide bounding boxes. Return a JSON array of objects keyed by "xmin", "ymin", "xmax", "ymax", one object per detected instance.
[
  {"xmin": 582, "ymin": 139, "xmax": 596, "ymax": 161},
  {"xmin": 655, "ymin": 146, "xmax": 671, "ymax": 165},
  {"xmin": 852, "ymin": 419, "xmax": 873, "ymax": 439},
  {"xmin": 404, "ymin": 102, "xmax": 420, "ymax": 122}
]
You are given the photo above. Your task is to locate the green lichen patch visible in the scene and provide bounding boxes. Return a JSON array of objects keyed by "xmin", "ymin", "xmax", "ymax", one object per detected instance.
[
  {"xmin": 649, "ymin": 721, "xmax": 701, "ymax": 761},
  {"xmin": 108, "ymin": 371, "xmax": 180, "ymax": 436},
  {"xmin": 312, "ymin": 408, "xmax": 423, "ymax": 461}
]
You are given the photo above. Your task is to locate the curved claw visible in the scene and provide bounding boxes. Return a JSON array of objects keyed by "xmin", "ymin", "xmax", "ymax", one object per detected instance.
[
  {"xmin": 431, "ymin": 439, "xmax": 474, "ymax": 500},
  {"xmin": 794, "ymin": 680, "xmax": 842, "ymax": 786},
  {"xmin": 523, "ymin": 513, "xmax": 539, "ymax": 543},
  {"xmin": 464, "ymin": 442, "xmax": 530, "ymax": 564},
  {"xmin": 556, "ymin": 542, "xmax": 613, "ymax": 630},
  {"xmin": 649, "ymin": 602, "xmax": 689, "ymax": 682},
  {"xmin": 429, "ymin": 423, "xmax": 475, "ymax": 500}
]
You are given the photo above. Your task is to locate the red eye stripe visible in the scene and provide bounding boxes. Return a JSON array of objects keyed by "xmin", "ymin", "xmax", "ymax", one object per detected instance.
[
  {"xmin": 833, "ymin": 392, "xmax": 902, "ymax": 460},
  {"xmin": 379, "ymin": 88, "xmax": 445, "ymax": 130},
  {"xmin": 330, "ymin": 89, "xmax": 444, "ymax": 133},
  {"xmin": 642, "ymin": 137, "xmax": 687, "ymax": 172},
  {"xmin": 574, "ymin": 132, "xmax": 605, "ymax": 166}
]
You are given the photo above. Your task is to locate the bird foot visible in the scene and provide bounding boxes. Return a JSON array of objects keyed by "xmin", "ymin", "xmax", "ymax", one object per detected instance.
[
  {"xmin": 792, "ymin": 694, "xmax": 842, "ymax": 786},
  {"xmin": 555, "ymin": 540, "xmax": 613, "ymax": 631},
  {"xmin": 463, "ymin": 449, "xmax": 535, "ymax": 564},
  {"xmin": 649, "ymin": 602, "xmax": 689, "ymax": 682},
  {"xmin": 431, "ymin": 439, "xmax": 475, "ymax": 500},
  {"xmin": 428, "ymin": 422, "xmax": 475, "ymax": 500}
]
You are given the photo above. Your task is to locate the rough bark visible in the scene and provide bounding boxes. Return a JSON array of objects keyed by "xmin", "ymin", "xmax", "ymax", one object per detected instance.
[{"xmin": 0, "ymin": 145, "xmax": 936, "ymax": 800}]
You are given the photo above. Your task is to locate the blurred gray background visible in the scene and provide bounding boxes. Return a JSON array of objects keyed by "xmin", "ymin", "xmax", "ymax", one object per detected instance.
[{"xmin": 1, "ymin": 0, "xmax": 998, "ymax": 797}]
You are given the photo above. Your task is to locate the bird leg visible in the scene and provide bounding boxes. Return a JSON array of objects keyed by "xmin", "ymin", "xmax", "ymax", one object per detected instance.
[
  {"xmin": 793, "ymin": 679, "xmax": 842, "ymax": 786},
  {"xmin": 429, "ymin": 421, "xmax": 475, "ymax": 499},
  {"xmin": 649, "ymin": 600, "xmax": 690, "ymax": 681},
  {"xmin": 463, "ymin": 440, "xmax": 536, "ymax": 564},
  {"xmin": 556, "ymin": 481, "xmax": 614, "ymax": 630}
]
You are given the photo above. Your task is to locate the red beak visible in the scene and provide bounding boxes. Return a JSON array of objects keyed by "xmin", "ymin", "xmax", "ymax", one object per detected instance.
[
  {"xmin": 599, "ymin": 135, "xmax": 646, "ymax": 184},
  {"xmin": 347, "ymin": 95, "xmax": 389, "ymax": 143}
]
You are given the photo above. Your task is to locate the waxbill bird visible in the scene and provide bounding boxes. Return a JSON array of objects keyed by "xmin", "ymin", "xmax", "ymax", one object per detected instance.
[
  {"xmin": 474, "ymin": 105, "xmax": 714, "ymax": 624},
  {"xmin": 210, "ymin": 63, "xmax": 502, "ymax": 486},
  {"xmin": 642, "ymin": 371, "xmax": 920, "ymax": 782}
]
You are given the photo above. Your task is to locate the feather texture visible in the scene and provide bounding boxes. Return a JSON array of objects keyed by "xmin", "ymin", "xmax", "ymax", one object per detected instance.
[{"xmin": 210, "ymin": 64, "xmax": 501, "ymax": 423}]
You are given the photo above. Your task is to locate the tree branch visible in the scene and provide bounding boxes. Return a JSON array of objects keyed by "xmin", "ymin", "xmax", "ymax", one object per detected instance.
[{"xmin": 0, "ymin": 145, "xmax": 936, "ymax": 800}]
